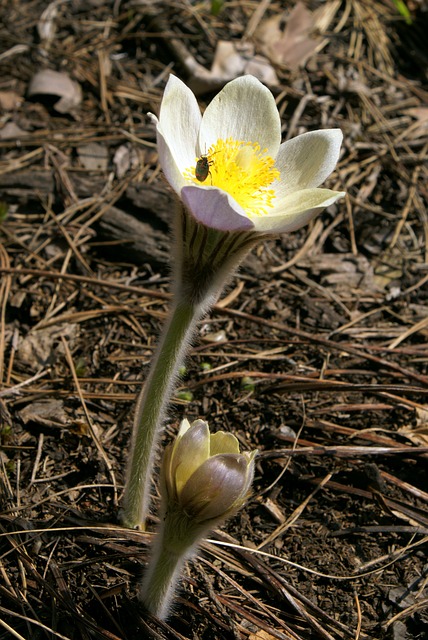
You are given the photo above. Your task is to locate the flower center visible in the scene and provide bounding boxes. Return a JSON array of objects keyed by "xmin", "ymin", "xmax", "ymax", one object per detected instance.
[{"xmin": 183, "ymin": 137, "xmax": 280, "ymax": 217}]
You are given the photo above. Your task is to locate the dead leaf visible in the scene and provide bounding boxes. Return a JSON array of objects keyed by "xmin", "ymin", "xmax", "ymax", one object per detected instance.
[
  {"xmin": 245, "ymin": 55, "xmax": 279, "ymax": 86},
  {"xmin": 0, "ymin": 122, "xmax": 28, "ymax": 140},
  {"xmin": 210, "ymin": 40, "xmax": 248, "ymax": 80},
  {"xmin": 113, "ymin": 144, "xmax": 139, "ymax": 178},
  {"xmin": 37, "ymin": 1, "xmax": 59, "ymax": 46},
  {"xmin": 18, "ymin": 399, "xmax": 69, "ymax": 429},
  {"xmin": 299, "ymin": 253, "xmax": 375, "ymax": 293},
  {"xmin": 391, "ymin": 621, "xmax": 408, "ymax": 640},
  {"xmin": 404, "ymin": 107, "xmax": 428, "ymax": 123},
  {"xmin": 403, "ymin": 107, "xmax": 428, "ymax": 138},
  {"xmin": 211, "ymin": 40, "xmax": 278, "ymax": 86},
  {"xmin": 77, "ymin": 142, "xmax": 109, "ymax": 171},
  {"xmin": 187, "ymin": 40, "xmax": 278, "ymax": 94},
  {"xmin": 27, "ymin": 69, "xmax": 82, "ymax": 114},
  {"xmin": 0, "ymin": 44, "xmax": 30, "ymax": 62},
  {"xmin": 416, "ymin": 406, "xmax": 428, "ymax": 427},
  {"xmin": 249, "ymin": 631, "xmax": 279, "ymax": 640},
  {"xmin": 258, "ymin": 497, "xmax": 286, "ymax": 523},
  {"xmin": 0, "ymin": 90, "xmax": 22, "ymax": 111},
  {"xmin": 389, "ymin": 587, "xmax": 416, "ymax": 609},
  {"xmin": 71, "ymin": 420, "xmax": 91, "ymax": 437},
  {"xmin": 398, "ymin": 408, "xmax": 428, "ymax": 446},
  {"xmin": 202, "ymin": 330, "xmax": 226, "ymax": 343},
  {"xmin": 17, "ymin": 324, "xmax": 79, "ymax": 368},
  {"xmin": 255, "ymin": 2, "xmax": 323, "ymax": 69},
  {"xmin": 373, "ymin": 247, "xmax": 404, "ymax": 291}
]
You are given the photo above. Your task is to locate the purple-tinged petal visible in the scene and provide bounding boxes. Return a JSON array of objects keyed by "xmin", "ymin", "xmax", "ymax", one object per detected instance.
[
  {"xmin": 181, "ymin": 186, "xmax": 255, "ymax": 232},
  {"xmin": 180, "ymin": 454, "xmax": 248, "ymax": 522}
]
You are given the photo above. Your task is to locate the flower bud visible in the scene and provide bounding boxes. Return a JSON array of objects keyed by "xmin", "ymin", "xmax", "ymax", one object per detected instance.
[
  {"xmin": 142, "ymin": 418, "xmax": 257, "ymax": 618},
  {"xmin": 162, "ymin": 418, "xmax": 256, "ymax": 525},
  {"xmin": 180, "ymin": 453, "xmax": 248, "ymax": 522}
]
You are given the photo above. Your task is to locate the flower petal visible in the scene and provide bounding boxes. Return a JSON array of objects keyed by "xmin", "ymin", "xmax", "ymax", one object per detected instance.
[
  {"xmin": 171, "ymin": 420, "xmax": 210, "ymax": 495},
  {"xmin": 181, "ymin": 185, "xmax": 255, "ymax": 231},
  {"xmin": 154, "ymin": 127, "xmax": 187, "ymax": 194},
  {"xmin": 274, "ymin": 129, "xmax": 343, "ymax": 196},
  {"xmin": 155, "ymin": 75, "xmax": 202, "ymax": 191},
  {"xmin": 198, "ymin": 76, "xmax": 281, "ymax": 158},
  {"xmin": 241, "ymin": 450, "xmax": 257, "ymax": 496},
  {"xmin": 253, "ymin": 188, "xmax": 345, "ymax": 233},
  {"xmin": 209, "ymin": 431, "xmax": 240, "ymax": 456},
  {"xmin": 180, "ymin": 454, "xmax": 248, "ymax": 522},
  {"xmin": 177, "ymin": 417, "xmax": 192, "ymax": 437}
]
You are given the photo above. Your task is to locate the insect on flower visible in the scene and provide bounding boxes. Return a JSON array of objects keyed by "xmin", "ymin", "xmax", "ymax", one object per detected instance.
[
  {"xmin": 150, "ymin": 74, "xmax": 345, "ymax": 233},
  {"xmin": 195, "ymin": 152, "xmax": 217, "ymax": 183}
]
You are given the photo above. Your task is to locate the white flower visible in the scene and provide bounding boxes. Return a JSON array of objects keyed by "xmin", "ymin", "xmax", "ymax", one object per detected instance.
[{"xmin": 150, "ymin": 74, "xmax": 345, "ymax": 233}]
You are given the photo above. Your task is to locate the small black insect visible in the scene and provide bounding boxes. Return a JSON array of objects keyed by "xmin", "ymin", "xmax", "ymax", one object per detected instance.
[
  {"xmin": 195, "ymin": 154, "xmax": 212, "ymax": 182},
  {"xmin": 195, "ymin": 151, "xmax": 217, "ymax": 183}
]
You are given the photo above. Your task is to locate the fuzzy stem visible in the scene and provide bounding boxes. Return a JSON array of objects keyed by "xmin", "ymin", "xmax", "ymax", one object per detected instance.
[
  {"xmin": 122, "ymin": 297, "xmax": 203, "ymax": 529},
  {"xmin": 140, "ymin": 504, "xmax": 206, "ymax": 619},
  {"xmin": 123, "ymin": 207, "xmax": 261, "ymax": 529},
  {"xmin": 140, "ymin": 542, "xmax": 184, "ymax": 620}
]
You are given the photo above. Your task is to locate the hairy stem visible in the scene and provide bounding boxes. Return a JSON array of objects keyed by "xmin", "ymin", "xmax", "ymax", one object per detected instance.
[
  {"xmin": 140, "ymin": 543, "xmax": 184, "ymax": 620},
  {"xmin": 140, "ymin": 504, "xmax": 203, "ymax": 619},
  {"xmin": 123, "ymin": 207, "xmax": 260, "ymax": 529},
  {"xmin": 122, "ymin": 297, "xmax": 202, "ymax": 529}
]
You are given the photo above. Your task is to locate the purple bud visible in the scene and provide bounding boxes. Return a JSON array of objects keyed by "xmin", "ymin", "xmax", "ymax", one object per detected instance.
[{"xmin": 180, "ymin": 454, "xmax": 250, "ymax": 522}]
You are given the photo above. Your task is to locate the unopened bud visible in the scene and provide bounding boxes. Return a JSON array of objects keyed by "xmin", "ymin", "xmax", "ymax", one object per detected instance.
[
  {"xmin": 163, "ymin": 418, "xmax": 256, "ymax": 524},
  {"xmin": 141, "ymin": 418, "xmax": 257, "ymax": 618}
]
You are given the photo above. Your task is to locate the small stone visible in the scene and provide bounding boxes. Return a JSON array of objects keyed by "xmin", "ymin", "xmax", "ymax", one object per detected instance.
[{"xmin": 392, "ymin": 620, "xmax": 408, "ymax": 640}]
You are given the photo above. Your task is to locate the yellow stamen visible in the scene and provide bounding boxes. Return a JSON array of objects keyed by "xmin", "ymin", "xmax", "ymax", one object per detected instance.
[{"xmin": 184, "ymin": 137, "xmax": 280, "ymax": 217}]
